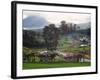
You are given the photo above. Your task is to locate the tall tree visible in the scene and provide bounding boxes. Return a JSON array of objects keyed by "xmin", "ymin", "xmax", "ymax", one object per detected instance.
[
  {"xmin": 60, "ymin": 20, "xmax": 68, "ymax": 34},
  {"xmin": 43, "ymin": 24, "xmax": 59, "ymax": 51}
]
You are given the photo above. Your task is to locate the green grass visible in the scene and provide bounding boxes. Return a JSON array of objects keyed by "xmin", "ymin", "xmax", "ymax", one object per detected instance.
[{"xmin": 23, "ymin": 62, "xmax": 90, "ymax": 69}]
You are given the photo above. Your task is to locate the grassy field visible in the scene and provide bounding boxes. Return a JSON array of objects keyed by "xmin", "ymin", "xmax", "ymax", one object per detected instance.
[{"xmin": 23, "ymin": 62, "xmax": 90, "ymax": 69}]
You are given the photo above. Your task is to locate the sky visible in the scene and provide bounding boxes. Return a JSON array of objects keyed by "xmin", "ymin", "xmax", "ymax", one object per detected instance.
[{"xmin": 23, "ymin": 10, "xmax": 91, "ymax": 29}]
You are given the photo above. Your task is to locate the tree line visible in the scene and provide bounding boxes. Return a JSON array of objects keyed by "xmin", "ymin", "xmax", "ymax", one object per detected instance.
[{"xmin": 23, "ymin": 21, "xmax": 78, "ymax": 48}]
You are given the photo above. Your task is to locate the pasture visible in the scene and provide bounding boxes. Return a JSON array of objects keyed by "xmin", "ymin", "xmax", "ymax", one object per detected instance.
[{"xmin": 23, "ymin": 62, "xmax": 90, "ymax": 69}]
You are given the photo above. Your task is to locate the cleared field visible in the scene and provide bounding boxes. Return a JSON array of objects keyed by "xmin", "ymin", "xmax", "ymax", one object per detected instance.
[{"xmin": 23, "ymin": 62, "xmax": 90, "ymax": 69}]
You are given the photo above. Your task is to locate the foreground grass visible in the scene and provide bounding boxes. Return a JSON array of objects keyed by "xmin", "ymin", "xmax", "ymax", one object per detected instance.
[{"xmin": 23, "ymin": 62, "xmax": 90, "ymax": 69}]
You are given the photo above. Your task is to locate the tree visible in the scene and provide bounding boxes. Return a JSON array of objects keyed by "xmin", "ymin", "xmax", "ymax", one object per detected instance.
[
  {"xmin": 60, "ymin": 21, "xmax": 77, "ymax": 34},
  {"xmin": 23, "ymin": 30, "xmax": 46, "ymax": 48},
  {"xmin": 23, "ymin": 30, "xmax": 37, "ymax": 48},
  {"xmin": 60, "ymin": 20, "xmax": 68, "ymax": 34},
  {"xmin": 43, "ymin": 24, "xmax": 59, "ymax": 51}
]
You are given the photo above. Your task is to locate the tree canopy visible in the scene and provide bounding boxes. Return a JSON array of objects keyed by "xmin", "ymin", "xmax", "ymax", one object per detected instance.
[{"xmin": 43, "ymin": 24, "xmax": 60, "ymax": 51}]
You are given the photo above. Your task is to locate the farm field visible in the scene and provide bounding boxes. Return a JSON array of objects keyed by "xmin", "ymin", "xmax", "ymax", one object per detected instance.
[{"xmin": 23, "ymin": 62, "xmax": 90, "ymax": 69}]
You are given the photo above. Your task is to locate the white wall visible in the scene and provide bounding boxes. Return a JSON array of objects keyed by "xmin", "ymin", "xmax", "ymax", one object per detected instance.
[{"xmin": 0, "ymin": 0, "xmax": 99, "ymax": 80}]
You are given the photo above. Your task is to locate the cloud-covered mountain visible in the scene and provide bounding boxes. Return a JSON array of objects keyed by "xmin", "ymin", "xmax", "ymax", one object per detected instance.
[{"xmin": 23, "ymin": 16, "xmax": 49, "ymax": 29}]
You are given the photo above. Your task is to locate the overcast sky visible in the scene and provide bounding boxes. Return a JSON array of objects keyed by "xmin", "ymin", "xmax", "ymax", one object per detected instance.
[{"xmin": 23, "ymin": 10, "xmax": 91, "ymax": 29}]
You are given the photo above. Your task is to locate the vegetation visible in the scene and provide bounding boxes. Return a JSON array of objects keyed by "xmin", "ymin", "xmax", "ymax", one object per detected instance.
[
  {"xmin": 43, "ymin": 24, "xmax": 59, "ymax": 51},
  {"xmin": 23, "ymin": 20, "xmax": 91, "ymax": 69},
  {"xmin": 23, "ymin": 62, "xmax": 90, "ymax": 69}
]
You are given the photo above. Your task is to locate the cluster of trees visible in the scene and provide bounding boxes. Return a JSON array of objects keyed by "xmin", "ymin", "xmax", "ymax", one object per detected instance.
[
  {"xmin": 23, "ymin": 20, "xmax": 78, "ymax": 49},
  {"xmin": 23, "ymin": 30, "xmax": 45, "ymax": 48},
  {"xmin": 23, "ymin": 47, "xmax": 59, "ymax": 63},
  {"xmin": 23, "ymin": 20, "xmax": 90, "ymax": 53},
  {"xmin": 23, "ymin": 24, "xmax": 60, "ymax": 49},
  {"xmin": 78, "ymin": 28, "xmax": 91, "ymax": 37},
  {"xmin": 59, "ymin": 21, "xmax": 77, "ymax": 34}
]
